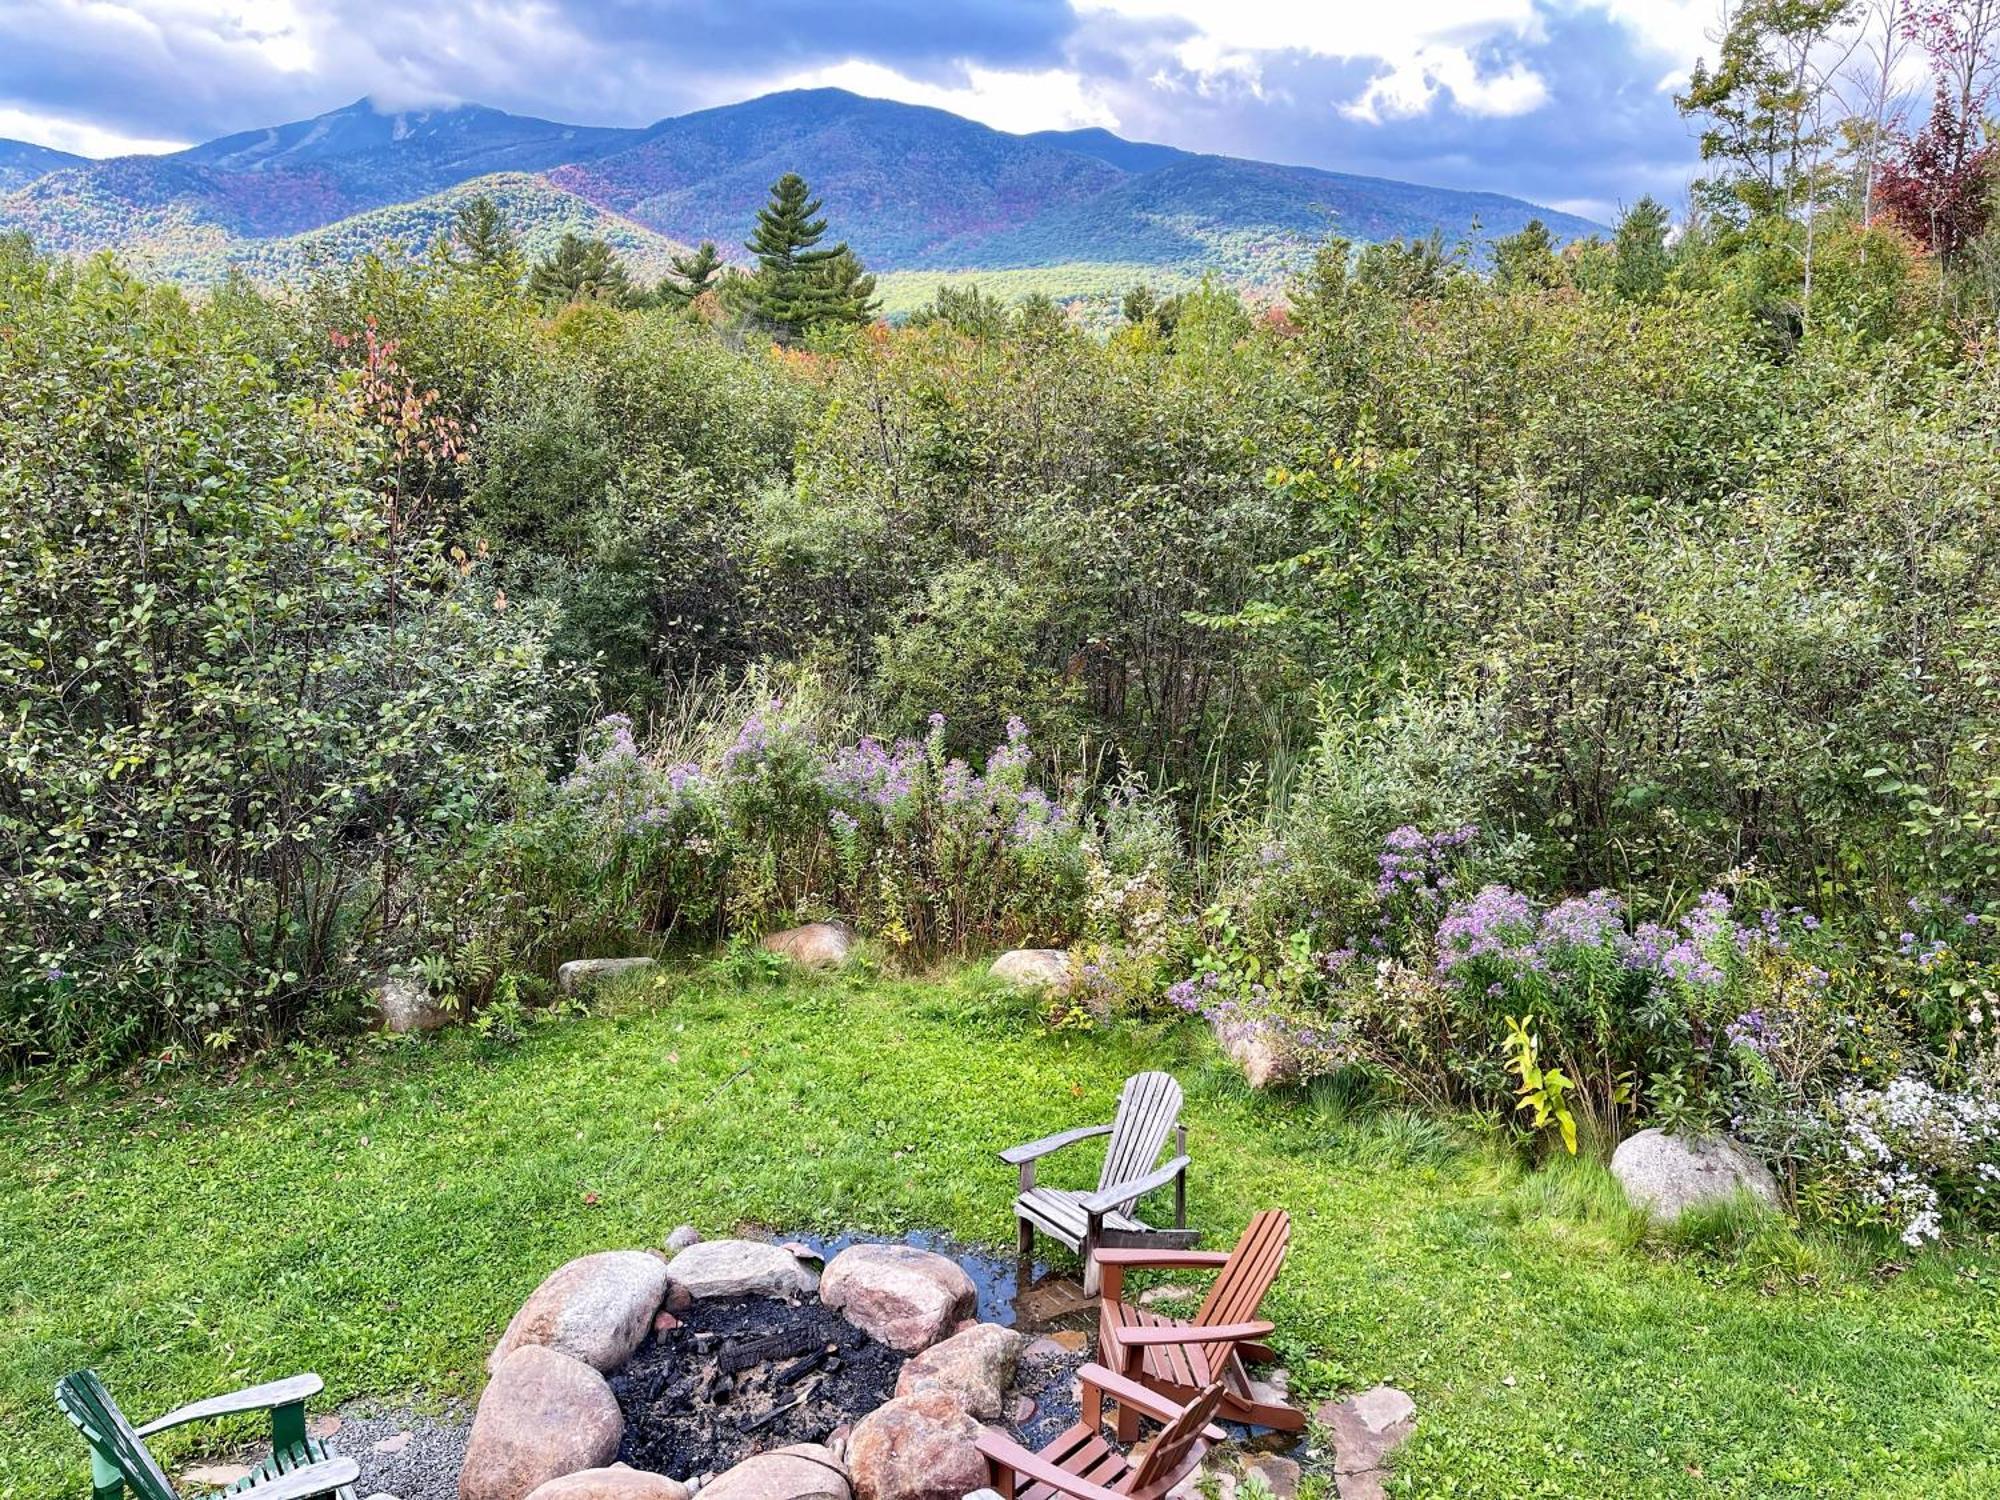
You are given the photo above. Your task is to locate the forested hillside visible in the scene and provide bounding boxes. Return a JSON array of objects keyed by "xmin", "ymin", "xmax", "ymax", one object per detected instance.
[{"xmin": 0, "ymin": 89, "xmax": 1599, "ymax": 296}]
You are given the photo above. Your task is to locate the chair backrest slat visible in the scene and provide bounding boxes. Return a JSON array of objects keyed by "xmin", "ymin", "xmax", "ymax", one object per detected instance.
[
  {"xmin": 57, "ymin": 1372, "xmax": 178, "ymax": 1500},
  {"xmin": 1096, "ymin": 1071, "xmax": 1183, "ymax": 1212},
  {"xmin": 1194, "ymin": 1209, "xmax": 1290, "ymax": 1373},
  {"xmin": 1124, "ymin": 1379, "xmax": 1226, "ymax": 1496}
]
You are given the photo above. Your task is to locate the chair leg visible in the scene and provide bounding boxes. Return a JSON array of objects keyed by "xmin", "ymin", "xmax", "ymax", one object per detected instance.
[
  {"xmin": 1081, "ymin": 1230, "xmax": 1101, "ymax": 1296},
  {"xmin": 1017, "ymin": 1213, "xmax": 1035, "ymax": 1257}
]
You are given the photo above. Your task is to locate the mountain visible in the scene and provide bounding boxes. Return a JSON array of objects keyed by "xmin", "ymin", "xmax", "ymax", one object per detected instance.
[
  {"xmin": 550, "ymin": 90, "xmax": 1127, "ymax": 266},
  {"xmin": 1020, "ymin": 127, "xmax": 1193, "ymax": 175},
  {"xmin": 0, "ymin": 90, "xmax": 1604, "ymax": 296},
  {"xmin": 0, "ymin": 139, "xmax": 84, "ymax": 192}
]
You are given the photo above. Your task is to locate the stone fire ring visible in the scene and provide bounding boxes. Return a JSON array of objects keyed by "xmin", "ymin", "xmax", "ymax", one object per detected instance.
[{"xmin": 458, "ymin": 1236, "xmax": 1022, "ymax": 1500}]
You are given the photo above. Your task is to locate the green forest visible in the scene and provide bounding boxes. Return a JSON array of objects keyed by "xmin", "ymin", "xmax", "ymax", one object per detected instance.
[{"xmin": 7, "ymin": 1, "xmax": 2000, "ymax": 1265}]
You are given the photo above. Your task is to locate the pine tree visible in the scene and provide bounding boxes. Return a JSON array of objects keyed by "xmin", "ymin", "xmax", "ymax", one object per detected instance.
[
  {"xmin": 1491, "ymin": 218, "xmax": 1566, "ymax": 291},
  {"xmin": 527, "ymin": 233, "xmax": 636, "ymax": 308},
  {"xmin": 815, "ymin": 247, "xmax": 880, "ymax": 327},
  {"xmin": 741, "ymin": 172, "xmax": 852, "ymax": 338},
  {"xmin": 658, "ymin": 240, "xmax": 724, "ymax": 307},
  {"xmin": 1612, "ymin": 196, "xmax": 1674, "ymax": 301},
  {"xmin": 452, "ymin": 195, "xmax": 520, "ymax": 273}
]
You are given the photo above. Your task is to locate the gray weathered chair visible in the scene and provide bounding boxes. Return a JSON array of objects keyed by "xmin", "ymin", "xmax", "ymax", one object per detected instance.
[
  {"xmin": 56, "ymin": 1369, "xmax": 359, "ymax": 1500},
  {"xmin": 1001, "ymin": 1070, "xmax": 1195, "ymax": 1292}
]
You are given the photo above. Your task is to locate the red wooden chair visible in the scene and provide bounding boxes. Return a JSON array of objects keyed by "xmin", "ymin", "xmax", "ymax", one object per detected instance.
[
  {"xmin": 1093, "ymin": 1208, "xmax": 1301, "ymax": 1434},
  {"xmin": 976, "ymin": 1364, "xmax": 1228, "ymax": 1500}
]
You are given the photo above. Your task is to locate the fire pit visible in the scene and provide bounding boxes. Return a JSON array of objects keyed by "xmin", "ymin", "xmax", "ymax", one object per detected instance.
[
  {"xmin": 457, "ymin": 1233, "xmax": 1102, "ymax": 1500},
  {"xmin": 611, "ymin": 1296, "xmax": 904, "ymax": 1476}
]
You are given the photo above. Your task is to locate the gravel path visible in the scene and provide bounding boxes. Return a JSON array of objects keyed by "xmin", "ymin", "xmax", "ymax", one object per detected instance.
[{"xmin": 330, "ymin": 1399, "xmax": 474, "ymax": 1500}]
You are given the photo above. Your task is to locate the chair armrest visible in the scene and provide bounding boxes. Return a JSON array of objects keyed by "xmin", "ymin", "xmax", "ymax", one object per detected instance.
[
  {"xmin": 999, "ymin": 1123, "xmax": 1113, "ymax": 1166},
  {"xmin": 975, "ymin": 1429, "xmax": 1126, "ymax": 1500},
  {"xmin": 236, "ymin": 1458, "xmax": 360, "ymax": 1500},
  {"xmin": 1081, "ymin": 1155, "xmax": 1189, "ymax": 1216},
  {"xmin": 1074, "ymin": 1363, "xmax": 1228, "ymax": 1441},
  {"xmin": 1091, "ymin": 1248, "xmax": 1231, "ymax": 1269},
  {"xmin": 135, "ymin": 1375, "xmax": 324, "ymax": 1438},
  {"xmin": 1115, "ymin": 1319, "xmax": 1275, "ymax": 1347}
]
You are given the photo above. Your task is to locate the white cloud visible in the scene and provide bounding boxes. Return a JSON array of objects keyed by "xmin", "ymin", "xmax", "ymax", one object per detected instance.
[
  {"xmin": 768, "ymin": 59, "xmax": 1120, "ymax": 133},
  {"xmin": 0, "ymin": 105, "xmax": 189, "ymax": 156},
  {"xmin": 1082, "ymin": 0, "xmax": 1551, "ymax": 122}
]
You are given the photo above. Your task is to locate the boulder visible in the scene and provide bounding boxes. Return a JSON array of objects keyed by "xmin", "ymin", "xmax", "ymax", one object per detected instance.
[
  {"xmin": 1610, "ymin": 1129, "xmax": 1781, "ymax": 1225},
  {"xmin": 557, "ymin": 957, "xmax": 658, "ymax": 995},
  {"xmin": 489, "ymin": 1250, "xmax": 670, "ymax": 1374},
  {"xmin": 667, "ymin": 1238, "xmax": 818, "ymax": 1300},
  {"xmin": 819, "ymin": 1244, "xmax": 976, "ymax": 1353},
  {"xmin": 701, "ymin": 1443, "xmax": 850, "ymax": 1500},
  {"xmin": 374, "ymin": 975, "xmax": 455, "ymax": 1034},
  {"xmin": 1217, "ymin": 1024, "xmax": 1294, "ymax": 1091},
  {"xmin": 525, "ymin": 1467, "xmax": 692, "ymax": 1500},
  {"xmin": 664, "ymin": 1224, "xmax": 702, "ymax": 1253},
  {"xmin": 761, "ymin": 923, "xmax": 854, "ymax": 970},
  {"xmin": 845, "ymin": 1391, "xmax": 986, "ymax": 1500},
  {"xmin": 988, "ymin": 950, "xmax": 1073, "ymax": 994},
  {"xmin": 893, "ymin": 1322, "xmax": 1022, "ymax": 1420},
  {"xmin": 1317, "ymin": 1385, "xmax": 1416, "ymax": 1500},
  {"xmin": 460, "ymin": 1346, "xmax": 622, "ymax": 1500}
]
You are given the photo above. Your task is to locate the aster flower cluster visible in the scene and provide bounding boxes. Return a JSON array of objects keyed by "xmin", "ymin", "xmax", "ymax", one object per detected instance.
[{"xmin": 1832, "ymin": 1076, "xmax": 2000, "ymax": 1246}]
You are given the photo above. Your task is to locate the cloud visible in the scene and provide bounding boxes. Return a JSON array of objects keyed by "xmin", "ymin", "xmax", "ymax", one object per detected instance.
[
  {"xmin": 769, "ymin": 60, "xmax": 1119, "ymax": 133},
  {"xmin": 0, "ymin": 0, "xmax": 1707, "ymax": 222}
]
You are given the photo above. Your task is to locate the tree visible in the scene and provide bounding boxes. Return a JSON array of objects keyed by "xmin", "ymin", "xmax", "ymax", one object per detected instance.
[
  {"xmin": 528, "ymin": 233, "xmax": 637, "ymax": 308},
  {"xmin": 1491, "ymin": 218, "xmax": 1566, "ymax": 290},
  {"xmin": 1612, "ymin": 196, "xmax": 1675, "ymax": 300},
  {"xmin": 451, "ymin": 195, "xmax": 521, "ymax": 274},
  {"xmin": 658, "ymin": 240, "xmax": 724, "ymax": 307},
  {"xmin": 1877, "ymin": 83, "xmax": 1998, "ymax": 256},
  {"xmin": 1678, "ymin": 0, "xmax": 1864, "ymax": 221},
  {"xmin": 741, "ymin": 172, "xmax": 852, "ymax": 338},
  {"xmin": 816, "ymin": 247, "xmax": 880, "ymax": 327}
]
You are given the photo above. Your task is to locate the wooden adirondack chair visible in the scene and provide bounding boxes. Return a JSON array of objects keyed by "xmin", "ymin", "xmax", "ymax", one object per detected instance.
[
  {"xmin": 1094, "ymin": 1208, "xmax": 1301, "ymax": 1435},
  {"xmin": 1000, "ymin": 1071, "xmax": 1196, "ymax": 1294},
  {"xmin": 56, "ymin": 1370, "xmax": 360, "ymax": 1500},
  {"xmin": 976, "ymin": 1363, "xmax": 1228, "ymax": 1500}
]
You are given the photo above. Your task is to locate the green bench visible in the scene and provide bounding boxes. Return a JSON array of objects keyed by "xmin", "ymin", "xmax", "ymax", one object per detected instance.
[{"xmin": 56, "ymin": 1370, "xmax": 360, "ymax": 1500}]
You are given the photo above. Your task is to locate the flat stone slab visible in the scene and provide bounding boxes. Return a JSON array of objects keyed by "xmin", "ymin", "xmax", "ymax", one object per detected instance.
[
  {"xmin": 1317, "ymin": 1385, "xmax": 1416, "ymax": 1500},
  {"xmin": 666, "ymin": 1238, "xmax": 818, "ymax": 1300}
]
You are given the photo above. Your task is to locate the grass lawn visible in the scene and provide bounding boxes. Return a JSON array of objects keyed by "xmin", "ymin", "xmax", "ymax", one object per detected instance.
[{"xmin": 5, "ymin": 968, "xmax": 2000, "ymax": 1499}]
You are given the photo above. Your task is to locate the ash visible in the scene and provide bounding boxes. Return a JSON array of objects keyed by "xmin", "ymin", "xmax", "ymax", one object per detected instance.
[{"xmin": 611, "ymin": 1296, "xmax": 906, "ymax": 1478}]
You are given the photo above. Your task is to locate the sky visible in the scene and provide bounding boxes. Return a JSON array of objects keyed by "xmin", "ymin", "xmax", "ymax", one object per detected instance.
[{"xmin": 0, "ymin": 0, "xmax": 1729, "ymax": 222}]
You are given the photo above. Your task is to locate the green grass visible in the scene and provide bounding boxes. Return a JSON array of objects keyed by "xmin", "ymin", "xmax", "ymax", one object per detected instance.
[{"xmin": 5, "ymin": 969, "xmax": 2000, "ymax": 1498}]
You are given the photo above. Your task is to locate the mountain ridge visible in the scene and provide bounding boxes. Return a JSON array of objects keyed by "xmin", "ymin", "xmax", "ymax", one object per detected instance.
[{"xmin": 0, "ymin": 90, "xmax": 1604, "ymax": 292}]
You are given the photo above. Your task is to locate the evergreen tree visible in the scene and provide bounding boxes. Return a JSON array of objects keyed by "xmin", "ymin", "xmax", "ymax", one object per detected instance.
[
  {"xmin": 528, "ymin": 233, "xmax": 636, "ymax": 308},
  {"xmin": 1491, "ymin": 218, "xmax": 1566, "ymax": 290},
  {"xmin": 658, "ymin": 240, "xmax": 724, "ymax": 307},
  {"xmin": 1612, "ymin": 196, "xmax": 1674, "ymax": 300},
  {"xmin": 451, "ymin": 195, "xmax": 520, "ymax": 273},
  {"xmin": 742, "ymin": 173, "xmax": 854, "ymax": 338},
  {"xmin": 816, "ymin": 247, "xmax": 880, "ymax": 327}
]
